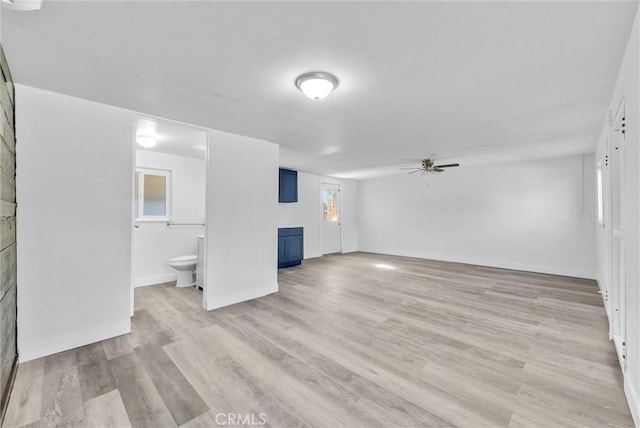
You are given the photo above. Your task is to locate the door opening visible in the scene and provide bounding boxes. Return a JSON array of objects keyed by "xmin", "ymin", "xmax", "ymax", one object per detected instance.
[{"xmin": 131, "ymin": 116, "xmax": 209, "ymax": 314}]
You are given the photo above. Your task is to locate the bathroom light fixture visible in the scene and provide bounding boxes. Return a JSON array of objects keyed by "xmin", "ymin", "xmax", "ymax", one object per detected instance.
[
  {"xmin": 136, "ymin": 135, "xmax": 157, "ymax": 148},
  {"xmin": 295, "ymin": 72, "xmax": 339, "ymax": 100},
  {"xmin": 191, "ymin": 145, "xmax": 206, "ymax": 151}
]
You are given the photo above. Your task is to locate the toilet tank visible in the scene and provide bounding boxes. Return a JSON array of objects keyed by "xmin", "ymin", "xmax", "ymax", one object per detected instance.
[{"xmin": 197, "ymin": 235, "xmax": 205, "ymax": 288}]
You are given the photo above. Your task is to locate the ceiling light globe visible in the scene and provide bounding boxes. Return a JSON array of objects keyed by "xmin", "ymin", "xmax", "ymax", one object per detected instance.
[
  {"xmin": 295, "ymin": 72, "xmax": 338, "ymax": 100},
  {"xmin": 136, "ymin": 135, "xmax": 157, "ymax": 148}
]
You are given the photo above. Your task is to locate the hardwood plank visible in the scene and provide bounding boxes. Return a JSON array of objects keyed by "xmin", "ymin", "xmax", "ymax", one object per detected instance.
[
  {"xmin": 3, "ymin": 359, "xmax": 43, "ymax": 428},
  {"xmin": 100, "ymin": 334, "xmax": 133, "ymax": 360},
  {"xmin": 82, "ymin": 389, "xmax": 131, "ymax": 428},
  {"xmin": 217, "ymin": 314, "xmax": 449, "ymax": 427},
  {"xmin": 225, "ymin": 313, "xmax": 452, "ymax": 427},
  {"xmin": 164, "ymin": 343, "xmax": 310, "ymax": 428},
  {"xmin": 77, "ymin": 359, "xmax": 116, "ymax": 402},
  {"xmin": 134, "ymin": 344, "xmax": 208, "ymax": 426},
  {"xmin": 128, "ymin": 308, "xmax": 177, "ymax": 348},
  {"xmin": 107, "ymin": 352, "xmax": 177, "ymax": 428},
  {"xmin": 40, "ymin": 365, "xmax": 83, "ymax": 427},
  {"xmin": 203, "ymin": 324, "xmax": 397, "ymax": 427}
]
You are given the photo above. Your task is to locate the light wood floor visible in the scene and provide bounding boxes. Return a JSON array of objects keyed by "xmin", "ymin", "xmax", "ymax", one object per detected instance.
[{"xmin": 3, "ymin": 252, "xmax": 633, "ymax": 427}]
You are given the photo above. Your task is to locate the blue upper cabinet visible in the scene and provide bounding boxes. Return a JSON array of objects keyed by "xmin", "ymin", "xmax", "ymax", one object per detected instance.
[{"xmin": 279, "ymin": 168, "xmax": 298, "ymax": 203}]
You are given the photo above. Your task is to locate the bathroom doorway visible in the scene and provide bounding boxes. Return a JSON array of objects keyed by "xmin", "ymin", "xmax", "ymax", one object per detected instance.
[{"xmin": 131, "ymin": 116, "xmax": 208, "ymax": 313}]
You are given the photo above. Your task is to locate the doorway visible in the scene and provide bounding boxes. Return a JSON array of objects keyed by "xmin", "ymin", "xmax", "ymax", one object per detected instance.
[
  {"xmin": 321, "ymin": 183, "xmax": 342, "ymax": 255},
  {"xmin": 131, "ymin": 116, "xmax": 208, "ymax": 313}
]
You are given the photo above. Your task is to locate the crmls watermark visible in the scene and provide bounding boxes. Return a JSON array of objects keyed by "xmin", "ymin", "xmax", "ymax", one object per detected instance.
[{"xmin": 215, "ymin": 413, "xmax": 267, "ymax": 426}]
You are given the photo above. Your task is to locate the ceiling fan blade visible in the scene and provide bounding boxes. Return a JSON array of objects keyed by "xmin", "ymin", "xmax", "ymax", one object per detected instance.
[
  {"xmin": 435, "ymin": 163, "xmax": 460, "ymax": 168},
  {"xmin": 433, "ymin": 168, "xmax": 445, "ymax": 172},
  {"xmin": 408, "ymin": 169, "xmax": 423, "ymax": 174},
  {"xmin": 399, "ymin": 167, "xmax": 421, "ymax": 170}
]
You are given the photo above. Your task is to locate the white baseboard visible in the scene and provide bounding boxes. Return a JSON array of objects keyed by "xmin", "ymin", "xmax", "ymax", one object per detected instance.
[
  {"xmin": 304, "ymin": 252, "xmax": 322, "ymax": 260},
  {"xmin": 595, "ymin": 278, "xmax": 613, "ymax": 338},
  {"xmin": 19, "ymin": 318, "xmax": 131, "ymax": 362},
  {"xmin": 625, "ymin": 375, "xmax": 640, "ymax": 427},
  {"xmin": 134, "ymin": 273, "xmax": 177, "ymax": 288},
  {"xmin": 360, "ymin": 247, "xmax": 596, "ymax": 279},
  {"xmin": 205, "ymin": 282, "xmax": 278, "ymax": 311}
]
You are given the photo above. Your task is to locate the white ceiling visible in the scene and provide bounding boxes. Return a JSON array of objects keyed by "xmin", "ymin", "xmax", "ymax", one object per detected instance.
[
  {"xmin": 135, "ymin": 116, "xmax": 207, "ymax": 159},
  {"xmin": 3, "ymin": 1, "xmax": 637, "ymax": 178}
]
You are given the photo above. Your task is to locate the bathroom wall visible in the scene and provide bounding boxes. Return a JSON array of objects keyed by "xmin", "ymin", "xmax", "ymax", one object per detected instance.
[{"xmin": 134, "ymin": 150, "xmax": 205, "ymax": 287}]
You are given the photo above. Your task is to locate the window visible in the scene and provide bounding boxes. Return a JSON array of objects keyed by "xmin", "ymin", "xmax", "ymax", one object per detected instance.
[
  {"xmin": 323, "ymin": 188, "xmax": 339, "ymax": 222},
  {"xmin": 135, "ymin": 168, "xmax": 171, "ymax": 221},
  {"xmin": 597, "ymin": 162, "xmax": 604, "ymax": 226}
]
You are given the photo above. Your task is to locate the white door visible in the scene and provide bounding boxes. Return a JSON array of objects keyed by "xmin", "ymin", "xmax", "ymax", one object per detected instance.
[
  {"xmin": 610, "ymin": 99, "xmax": 626, "ymax": 367},
  {"xmin": 321, "ymin": 183, "xmax": 342, "ymax": 255}
]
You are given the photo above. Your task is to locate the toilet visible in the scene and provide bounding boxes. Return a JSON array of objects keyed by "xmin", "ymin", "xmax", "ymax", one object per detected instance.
[{"xmin": 168, "ymin": 255, "xmax": 197, "ymax": 287}]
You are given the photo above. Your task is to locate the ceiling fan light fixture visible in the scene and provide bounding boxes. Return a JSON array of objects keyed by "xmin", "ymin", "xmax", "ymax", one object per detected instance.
[{"xmin": 295, "ymin": 72, "xmax": 339, "ymax": 100}]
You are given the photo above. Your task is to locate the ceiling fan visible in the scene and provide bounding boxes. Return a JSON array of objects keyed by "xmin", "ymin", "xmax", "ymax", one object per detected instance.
[{"xmin": 400, "ymin": 158, "xmax": 460, "ymax": 175}]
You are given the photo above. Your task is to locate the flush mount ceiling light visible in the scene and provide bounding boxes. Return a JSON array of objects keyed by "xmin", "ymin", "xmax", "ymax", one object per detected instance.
[
  {"xmin": 136, "ymin": 135, "xmax": 157, "ymax": 148},
  {"xmin": 295, "ymin": 72, "xmax": 339, "ymax": 100},
  {"xmin": 2, "ymin": 0, "xmax": 43, "ymax": 11}
]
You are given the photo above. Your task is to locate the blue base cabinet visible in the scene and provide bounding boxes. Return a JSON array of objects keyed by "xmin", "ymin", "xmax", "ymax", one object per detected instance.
[
  {"xmin": 279, "ymin": 168, "xmax": 298, "ymax": 203},
  {"xmin": 278, "ymin": 227, "xmax": 303, "ymax": 268}
]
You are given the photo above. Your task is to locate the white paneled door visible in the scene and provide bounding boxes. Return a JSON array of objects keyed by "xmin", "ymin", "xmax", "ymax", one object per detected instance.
[
  {"xmin": 321, "ymin": 183, "xmax": 342, "ymax": 255},
  {"xmin": 610, "ymin": 99, "xmax": 626, "ymax": 368}
]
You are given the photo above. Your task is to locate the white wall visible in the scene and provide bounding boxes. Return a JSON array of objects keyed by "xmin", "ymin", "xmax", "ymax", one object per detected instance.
[
  {"xmin": 16, "ymin": 85, "xmax": 132, "ymax": 361},
  {"xmin": 278, "ymin": 171, "xmax": 358, "ymax": 259},
  {"xmin": 205, "ymin": 130, "xmax": 279, "ymax": 310},
  {"xmin": 134, "ymin": 150, "xmax": 205, "ymax": 287},
  {"xmin": 358, "ymin": 155, "xmax": 596, "ymax": 279},
  {"xmin": 595, "ymin": 10, "xmax": 640, "ymax": 425}
]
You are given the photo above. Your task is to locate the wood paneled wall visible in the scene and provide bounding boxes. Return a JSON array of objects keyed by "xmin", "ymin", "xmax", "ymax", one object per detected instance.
[{"xmin": 0, "ymin": 45, "xmax": 17, "ymax": 421}]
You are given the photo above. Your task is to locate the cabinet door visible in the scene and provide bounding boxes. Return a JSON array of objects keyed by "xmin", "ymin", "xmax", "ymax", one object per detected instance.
[
  {"xmin": 279, "ymin": 169, "xmax": 298, "ymax": 203},
  {"xmin": 286, "ymin": 235, "xmax": 303, "ymax": 263},
  {"xmin": 278, "ymin": 235, "xmax": 287, "ymax": 266}
]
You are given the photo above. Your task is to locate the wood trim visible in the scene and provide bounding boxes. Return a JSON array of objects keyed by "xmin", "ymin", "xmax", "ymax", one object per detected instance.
[
  {"xmin": 0, "ymin": 46, "xmax": 13, "ymax": 87},
  {"xmin": 0, "ymin": 42, "xmax": 16, "ymax": 425},
  {"xmin": 0, "ymin": 354, "xmax": 18, "ymax": 426}
]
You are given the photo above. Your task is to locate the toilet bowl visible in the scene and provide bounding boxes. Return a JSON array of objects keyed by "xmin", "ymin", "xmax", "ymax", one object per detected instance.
[{"xmin": 169, "ymin": 255, "xmax": 197, "ymax": 287}]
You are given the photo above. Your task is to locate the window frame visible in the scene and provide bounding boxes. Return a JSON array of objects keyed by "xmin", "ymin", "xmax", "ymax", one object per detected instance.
[{"xmin": 135, "ymin": 167, "xmax": 172, "ymax": 222}]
